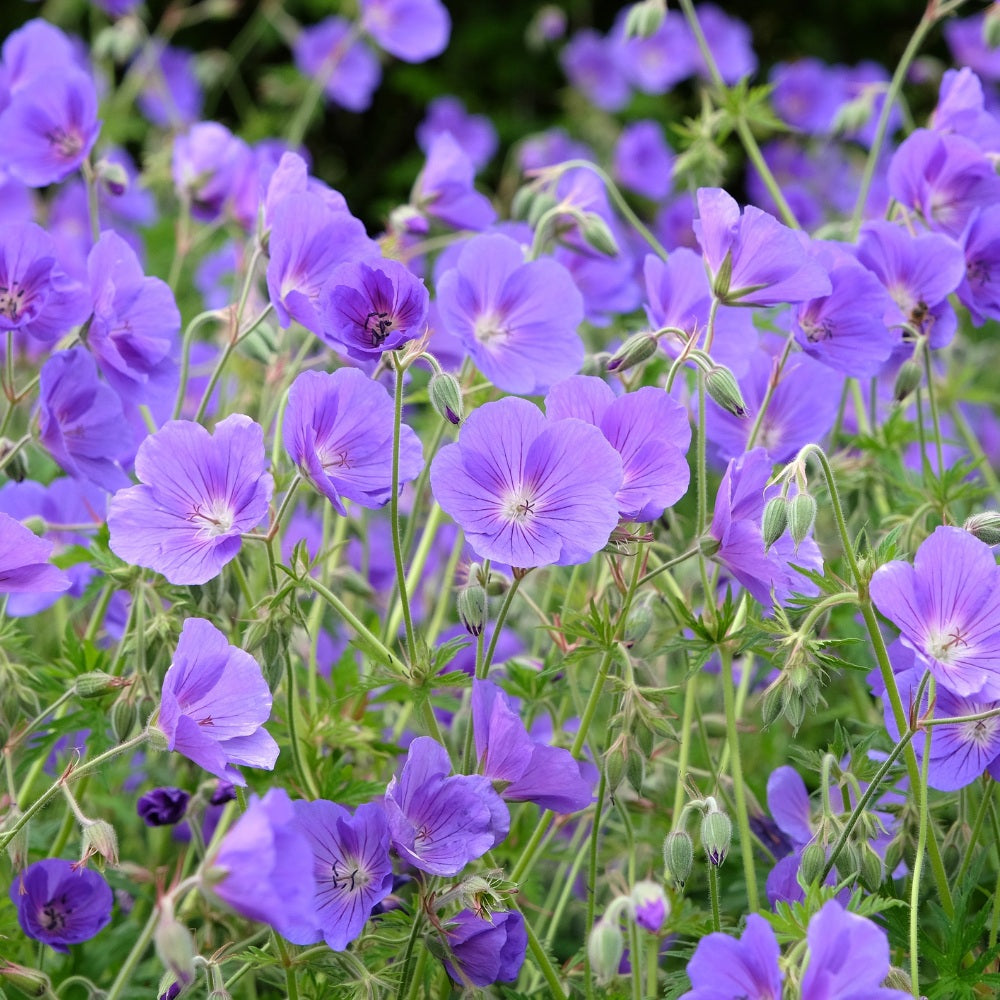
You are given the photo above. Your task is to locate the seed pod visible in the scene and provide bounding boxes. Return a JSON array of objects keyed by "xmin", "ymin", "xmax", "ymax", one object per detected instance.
[
  {"xmin": 663, "ymin": 830, "xmax": 694, "ymax": 888},
  {"xmin": 604, "ymin": 744, "xmax": 627, "ymax": 795},
  {"xmin": 892, "ymin": 358, "xmax": 922, "ymax": 402},
  {"xmin": 798, "ymin": 842, "xmax": 826, "ymax": 886},
  {"xmin": 607, "ymin": 332, "xmax": 658, "ymax": 373},
  {"xmin": 705, "ymin": 365, "xmax": 749, "ymax": 417},
  {"xmin": 761, "ymin": 496, "xmax": 788, "ymax": 551},
  {"xmin": 787, "ymin": 493, "xmax": 817, "ymax": 548},
  {"xmin": 457, "ymin": 584, "xmax": 487, "ymax": 637},
  {"xmin": 429, "ymin": 371, "xmax": 463, "ymax": 426}
]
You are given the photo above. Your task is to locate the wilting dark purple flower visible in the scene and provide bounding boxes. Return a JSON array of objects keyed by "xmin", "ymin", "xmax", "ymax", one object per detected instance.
[
  {"xmin": 86, "ymin": 231, "xmax": 180, "ymax": 406},
  {"xmin": 694, "ymin": 187, "xmax": 831, "ymax": 306},
  {"xmin": 854, "ymin": 221, "xmax": 965, "ymax": 351},
  {"xmin": 709, "ymin": 448, "xmax": 822, "ymax": 607},
  {"xmin": 320, "ymin": 258, "xmax": 429, "ymax": 359},
  {"xmin": 384, "ymin": 737, "xmax": 508, "ymax": 876},
  {"xmin": 293, "ymin": 17, "xmax": 381, "ymax": 113},
  {"xmin": 443, "ymin": 909, "xmax": 527, "ymax": 987},
  {"xmin": 0, "ymin": 222, "xmax": 88, "ymax": 343},
  {"xmin": 135, "ymin": 43, "xmax": 203, "ymax": 128},
  {"xmin": 207, "ymin": 788, "xmax": 317, "ymax": 943},
  {"xmin": 172, "ymin": 122, "xmax": 250, "ymax": 223},
  {"xmin": 613, "ymin": 120, "xmax": 674, "ymax": 201},
  {"xmin": 283, "ymin": 368, "xmax": 423, "ymax": 515},
  {"xmin": 108, "ymin": 415, "xmax": 272, "ymax": 585},
  {"xmin": 679, "ymin": 913, "xmax": 783, "ymax": 1000},
  {"xmin": 137, "ymin": 787, "xmax": 190, "ymax": 827},
  {"xmin": 9, "ymin": 859, "xmax": 113, "ymax": 953},
  {"xmin": 436, "ymin": 233, "xmax": 584, "ymax": 393},
  {"xmin": 888, "ymin": 129, "xmax": 1000, "ymax": 237},
  {"xmin": 155, "ymin": 617, "xmax": 278, "ymax": 785},
  {"xmin": 360, "ymin": 0, "xmax": 450, "ymax": 62},
  {"xmin": 266, "ymin": 191, "xmax": 378, "ymax": 335},
  {"xmin": 293, "ymin": 799, "xmax": 394, "ymax": 950},
  {"xmin": 0, "ymin": 68, "xmax": 100, "ymax": 187},
  {"xmin": 870, "ymin": 525, "xmax": 1000, "ymax": 700},
  {"xmin": 561, "ymin": 29, "xmax": 631, "ymax": 111},
  {"xmin": 800, "ymin": 901, "xmax": 909, "ymax": 999},
  {"xmin": 794, "ymin": 244, "xmax": 897, "ymax": 378},
  {"xmin": 546, "ymin": 376, "xmax": 690, "ymax": 521},
  {"xmin": 472, "ymin": 679, "xmax": 593, "ymax": 813},
  {"xmin": 416, "ymin": 96, "xmax": 497, "ymax": 171},
  {"xmin": 412, "ymin": 133, "xmax": 496, "ymax": 231},
  {"xmin": 431, "ymin": 397, "xmax": 623, "ymax": 568},
  {"xmin": 38, "ymin": 347, "xmax": 132, "ymax": 491},
  {"xmin": 0, "ymin": 512, "xmax": 71, "ymax": 596}
]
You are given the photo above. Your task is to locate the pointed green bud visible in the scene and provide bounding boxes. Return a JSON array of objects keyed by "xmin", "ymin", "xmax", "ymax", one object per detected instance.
[
  {"xmin": 761, "ymin": 496, "xmax": 788, "ymax": 551},
  {"xmin": 526, "ymin": 190, "xmax": 559, "ymax": 228},
  {"xmin": 760, "ymin": 684, "xmax": 783, "ymax": 729},
  {"xmin": 798, "ymin": 842, "xmax": 826, "ymax": 886},
  {"xmin": 662, "ymin": 830, "xmax": 694, "ymax": 888},
  {"xmin": 892, "ymin": 358, "xmax": 922, "ymax": 402},
  {"xmin": 711, "ymin": 250, "xmax": 733, "ymax": 301},
  {"xmin": 633, "ymin": 717, "xmax": 655, "ymax": 758},
  {"xmin": 75, "ymin": 671, "xmax": 127, "ymax": 699},
  {"xmin": 604, "ymin": 744, "xmax": 627, "ymax": 794},
  {"xmin": 626, "ymin": 747, "xmax": 645, "ymax": 793},
  {"xmin": 81, "ymin": 819, "xmax": 119, "ymax": 869},
  {"xmin": 111, "ymin": 697, "xmax": 141, "ymax": 742},
  {"xmin": 623, "ymin": 596, "xmax": 654, "ymax": 648},
  {"xmin": 607, "ymin": 332, "xmax": 658, "ymax": 373},
  {"xmin": 705, "ymin": 365, "xmax": 749, "ymax": 417},
  {"xmin": 145, "ymin": 724, "xmax": 169, "ymax": 753},
  {"xmin": 964, "ymin": 511, "xmax": 1000, "ymax": 547},
  {"xmin": 984, "ymin": 5, "xmax": 1000, "ymax": 49},
  {"xmin": 587, "ymin": 918, "xmax": 625, "ymax": 984},
  {"xmin": 0, "ymin": 438, "xmax": 28, "ymax": 483},
  {"xmin": 700, "ymin": 809, "xmax": 732, "ymax": 867},
  {"xmin": 580, "ymin": 212, "xmax": 620, "ymax": 257},
  {"xmin": 428, "ymin": 371, "xmax": 463, "ymax": 425},
  {"xmin": 623, "ymin": 0, "xmax": 667, "ymax": 40},
  {"xmin": 858, "ymin": 842, "xmax": 885, "ymax": 892},
  {"xmin": 96, "ymin": 158, "xmax": 129, "ymax": 197},
  {"xmin": 457, "ymin": 584, "xmax": 488, "ymax": 637},
  {"xmin": 884, "ymin": 968, "xmax": 912, "ymax": 992},
  {"xmin": 782, "ymin": 688, "xmax": 806, "ymax": 732},
  {"xmin": 0, "ymin": 961, "xmax": 53, "ymax": 999},
  {"xmin": 581, "ymin": 351, "xmax": 612, "ymax": 377},
  {"xmin": 154, "ymin": 907, "xmax": 196, "ymax": 990},
  {"xmin": 510, "ymin": 185, "xmax": 536, "ymax": 220},
  {"xmin": 787, "ymin": 492, "xmax": 817, "ymax": 548}
]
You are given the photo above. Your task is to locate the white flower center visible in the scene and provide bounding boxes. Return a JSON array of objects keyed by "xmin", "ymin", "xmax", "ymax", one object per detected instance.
[
  {"xmin": 192, "ymin": 499, "xmax": 235, "ymax": 537},
  {"xmin": 502, "ymin": 487, "xmax": 536, "ymax": 523},
  {"xmin": 473, "ymin": 310, "xmax": 509, "ymax": 346}
]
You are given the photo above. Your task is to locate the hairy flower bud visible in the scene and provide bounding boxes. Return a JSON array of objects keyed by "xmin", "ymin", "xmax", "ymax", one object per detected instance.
[
  {"xmin": 604, "ymin": 744, "xmax": 627, "ymax": 794},
  {"xmin": 964, "ymin": 511, "xmax": 1000, "ymax": 547},
  {"xmin": 787, "ymin": 492, "xmax": 817, "ymax": 548},
  {"xmin": 623, "ymin": 597, "xmax": 654, "ymax": 648},
  {"xmin": 155, "ymin": 902, "xmax": 196, "ymax": 992},
  {"xmin": 457, "ymin": 584, "xmax": 488, "ymax": 637},
  {"xmin": 705, "ymin": 365, "xmax": 749, "ymax": 417},
  {"xmin": 587, "ymin": 918, "xmax": 625, "ymax": 984},
  {"xmin": 580, "ymin": 213, "xmax": 620, "ymax": 257},
  {"xmin": 626, "ymin": 747, "xmax": 645, "ymax": 793},
  {"xmin": 798, "ymin": 842, "xmax": 826, "ymax": 886},
  {"xmin": 623, "ymin": 0, "xmax": 667, "ymax": 39},
  {"xmin": 0, "ymin": 437, "xmax": 28, "ymax": 483},
  {"xmin": 701, "ymin": 809, "xmax": 732, "ymax": 867},
  {"xmin": 761, "ymin": 496, "xmax": 788, "ymax": 551},
  {"xmin": 892, "ymin": 358, "xmax": 922, "ymax": 402},
  {"xmin": 526, "ymin": 190, "xmax": 559, "ymax": 228},
  {"xmin": 0, "ymin": 961, "xmax": 53, "ymax": 998},
  {"xmin": 75, "ymin": 671, "xmax": 127, "ymax": 699},
  {"xmin": 663, "ymin": 830, "xmax": 694, "ymax": 888},
  {"xmin": 606, "ymin": 332, "xmax": 658, "ymax": 373},
  {"xmin": 81, "ymin": 819, "xmax": 119, "ymax": 869},
  {"xmin": 429, "ymin": 371, "xmax": 464, "ymax": 425},
  {"xmin": 630, "ymin": 879, "xmax": 669, "ymax": 933}
]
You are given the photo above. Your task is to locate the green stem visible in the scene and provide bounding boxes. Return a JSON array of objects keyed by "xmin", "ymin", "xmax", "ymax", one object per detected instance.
[
  {"xmin": 584, "ymin": 771, "xmax": 607, "ymax": 1000},
  {"xmin": 479, "ymin": 574, "xmax": 523, "ymax": 680},
  {"xmin": 746, "ymin": 329, "xmax": 796, "ymax": 451},
  {"xmin": 956, "ymin": 779, "xmax": 993, "ymax": 886},
  {"xmin": 910, "ymin": 695, "xmax": 933, "ymax": 998},
  {"xmin": 707, "ymin": 861, "xmax": 722, "ymax": 932},
  {"xmin": 720, "ymin": 645, "xmax": 759, "ymax": 912},
  {"xmin": 274, "ymin": 933, "xmax": 299, "ymax": 1000},
  {"xmin": 673, "ymin": 672, "xmax": 698, "ymax": 820},
  {"xmin": 284, "ymin": 644, "xmax": 320, "ymax": 799},
  {"xmin": 173, "ymin": 309, "xmax": 225, "ymax": 420},
  {"xmin": 103, "ymin": 907, "xmax": 158, "ymax": 1000},
  {"xmin": 396, "ymin": 907, "xmax": 426, "ymax": 1000},
  {"xmin": 308, "ymin": 577, "xmax": 398, "ymax": 671},
  {"xmin": 389, "ymin": 356, "xmax": 418, "ymax": 667}
]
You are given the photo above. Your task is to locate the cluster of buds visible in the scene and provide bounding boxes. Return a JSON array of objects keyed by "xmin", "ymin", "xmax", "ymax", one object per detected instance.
[{"xmin": 665, "ymin": 795, "xmax": 734, "ymax": 887}]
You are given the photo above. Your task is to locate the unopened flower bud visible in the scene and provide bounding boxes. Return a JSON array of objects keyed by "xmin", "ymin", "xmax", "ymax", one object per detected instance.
[
  {"xmin": 787, "ymin": 493, "xmax": 817, "ymax": 548},
  {"xmin": 0, "ymin": 437, "xmax": 28, "ymax": 483},
  {"xmin": 663, "ymin": 830, "xmax": 694, "ymax": 888},
  {"xmin": 798, "ymin": 842, "xmax": 826, "ymax": 886},
  {"xmin": 580, "ymin": 212, "xmax": 620, "ymax": 257},
  {"xmin": 760, "ymin": 684, "xmax": 783, "ymax": 729},
  {"xmin": 587, "ymin": 918, "xmax": 625, "ymax": 983},
  {"xmin": 964, "ymin": 511, "xmax": 1000, "ymax": 547},
  {"xmin": 782, "ymin": 688, "xmax": 806, "ymax": 732},
  {"xmin": 457, "ymin": 584, "xmax": 487, "ymax": 637},
  {"xmin": 81, "ymin": 819, "xmax": 119, "ymax": 869},
  {"xmin": 111, "ymin": 697, "xmax": 141, "ymax": 742},
  {"xmin": 96, "ymin": 158, "xmax": 129, "ymax": 197},
  {"xmin": 75, "ymin": 671, "xmax": 126, "ymax": 698},
  {"xmin": 884, "ymin": 967, "xmax": 913, "ymax": 992},
  {"xmin": 701, "ymin": 809, "xmax": 732, "ymax": 867},
  {"xmin": 623, "ymin": 597, "xmax": 654, "ymax": 648},
  {"xmin": 607, "ymin": 332, "xmax": 658, "ymax": 373},
  {"xmin": 526, "ymin": 190, "xmax": 559, "ymax": 228},
  {"xmin": 623, "ymin": 0, "xmax": 667, "ymax": 39},
  {"xmin": 581, "ymin": 351, "xmax": 612, "ymax": 377},
  {"xmin": 984, "ymin": 4, "xmax": 1000, "ymax": 49},
  {"xmin": 155, "ymin": 908, "xmax": 197, "ymax": 990},
  {"xmin": 858, "ymin": 842, "xmax": 885, "ymax": 891},
  {"xmin": 510, "ymin": 185, "xmax": 536, "ymax": 220},
  {"xmin": 0, "ymin": 961, "xmax": 53, "ymax": 998},
  {"xmin": 626, "ymin": 747, "xmax": 645, "ymax": 793},
  {"xmin": 428, "ymin": 371, "xmax": 463, "ymax": 425},
  {"xmin": 893, "ymin": 358, "xmax": 922, "ymax": 402},
  {"xmin": 604, "ymin": 744, "xmax": 627, "ymax": 794},
  {"xmin": 705, "ymin": 365, "xmax": 749, "ymax": 417},
  {"xmin": 761, "ymin": 496, "xmax": 788, "ymax": 551},
  {"xmin": 630, "ymin": 879, "xmax": 669, "ymax": 933}
]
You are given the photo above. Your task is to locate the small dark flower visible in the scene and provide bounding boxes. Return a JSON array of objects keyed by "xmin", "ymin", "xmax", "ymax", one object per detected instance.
[{"xmin": 137, "ymin": 787, "xmax": 190, "ymax": 827}]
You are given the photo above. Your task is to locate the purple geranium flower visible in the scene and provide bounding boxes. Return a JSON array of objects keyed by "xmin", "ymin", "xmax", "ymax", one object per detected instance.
[
  {"xmin": 416, "ymin": 96, "xmax": 497, "ymax": 171},
  {"xmin": 680, "ymin": 912, "xmax": 783, "ymax": 1000},
  {"xmin": 137, "ymin": 787, "xmax": 190, "ymax": 827},
  {"xmin": 283, "ymin": 368, "xmax": 423, "ymax": 515},
  {"xmin": 293, "ymin": 17, "xmax": 382, "ymax": 113},
  {"xmin": 472, "ymin": 679, "xmax": 593, "ymax": 813},
  {"xmin": 545, "ymin": 376, "xmax": 690, "ymax": 521},
  {"xmin": 561, "ymin": 29, "xmax": 631, "ymax": 112},
  {"xmin": 38, "ymin": 347, "xmax": 133, "ymax": 491},
  {"xmin": 172, "ymin": 122, "xmax": 250, "ymax": 223},
  {"xmin": 694, "ymin": 187, "xmax": 831, "ymax": 306},
  {"xmin": 9, "ymin": 859, "xmax": 113, "ymax": 953},
  {"xmin": 360, "ymin": 0, "xmax": 450, "ymax": 63},
  {"xmin": 617, "ymin": 9, "xmax": 695, "ymax": 94},
  {"xmin": 932, "ymin": 68, "xmax": 1000, "ymax": 153},
  {"xmin": 957, "ymin": 204, "xmax": 1000, "ymax": 326},
  {"xmin": 431, "ymin": 397, "xmax": 623, "ymax": 568},
  {"xmin": 870, "ymin": 525, "xmax": 1000, "ymax": 700},
  {"xmin": 293, "ymin": 799, "xmax": 394, "ymax": 950},
  {"xmin": 613, "ymin": 120, "xmax": 674, "ymax": 202},
  {"xmin": 412, "ymin": 133, "xmax": 496, "ymax": 231},
  {"xmin": 155, "ymin": 617, "xmax": 279, "ymax": 786},
  {"xmin": 108, "ymin": 415, "xmax": 273, "ymax": 585},
  {"xmin": 384, "ymin": 737, "xmax": 508, "ymax": 877},
  {"xmin": 320, "ymin": 258, "xmax": 429, "ymax": 359},
  {"xmin": 135, "ymin": 43, "xmax": 204, "ymax": 129},
  {"xmin": 444, "ymin": 909, "xmax": 527, "ymax": 987},
  {"xmin": 86, "ymin": 231, "xmax": 181, "ymax": 406},
  {"xmin": 0, "ymin": 511, "xmax": 71, "ymax": 596},
  {"xmin": 1, "ymin": 19, "xmax": 83, "ymax": 94},
  {"xmin": 207, "ymin": 788, "xmax": 317, "ymax": 943},
  {"xmin": 0, "ymin": 68, "xmax": 100, "ymax": 187},
  {"xmin": 436, "ymin": 233, "xmax": 584, "ymax": 394}
]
